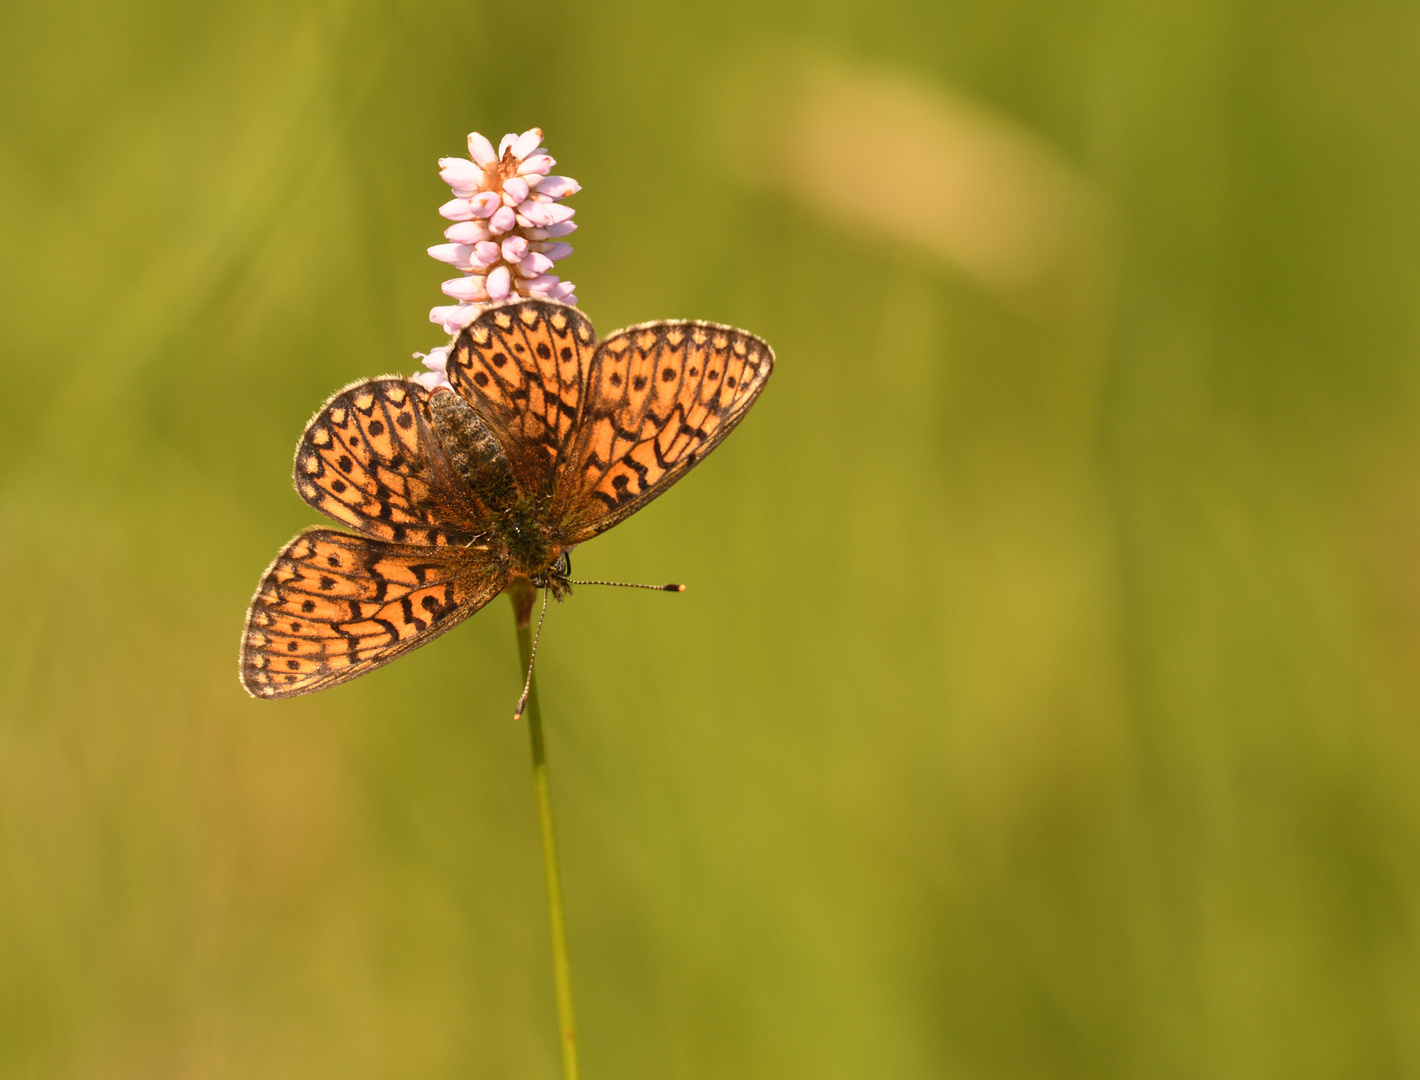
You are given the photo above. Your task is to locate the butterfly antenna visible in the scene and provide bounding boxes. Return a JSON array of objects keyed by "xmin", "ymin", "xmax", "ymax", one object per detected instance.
[
  {"xmin": 513, "ymin": 587, "xmax": 550, "ymax": 721},
  {"xmin": 568, "ymin": 579, "xmax": 686, "ymax": 592}
]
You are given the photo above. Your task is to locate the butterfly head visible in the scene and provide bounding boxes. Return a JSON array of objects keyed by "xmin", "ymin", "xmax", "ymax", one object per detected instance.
[{"xmin": 530, "ymin": 549, "xmax": 574, "ymax": 601}]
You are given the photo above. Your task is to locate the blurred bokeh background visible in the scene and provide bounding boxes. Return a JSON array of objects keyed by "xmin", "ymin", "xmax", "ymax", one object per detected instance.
[{"xmin": 5, "ymin": 0, "xmax": 1420, "ymax": 1076}]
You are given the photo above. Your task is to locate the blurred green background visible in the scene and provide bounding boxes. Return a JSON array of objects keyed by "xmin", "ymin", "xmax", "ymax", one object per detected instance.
[{"xmin": 5, "ymin": 0, "xmax": 1420, "ymax": 1076}]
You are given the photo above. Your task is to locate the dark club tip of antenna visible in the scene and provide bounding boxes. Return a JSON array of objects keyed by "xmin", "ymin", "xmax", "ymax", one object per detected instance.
[{"xmin": 566, "ymin": 578, "xmax": 687, "ymax": 591}]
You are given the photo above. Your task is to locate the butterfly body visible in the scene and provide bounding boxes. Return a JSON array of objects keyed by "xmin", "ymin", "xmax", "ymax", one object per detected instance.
[
  {"xmin": 424, "ymin": 387, "xmax": 572, "ymax": 587},
  {"xmin": 241, "ymin": 299, "xmax": 773, "ymax": 699}
]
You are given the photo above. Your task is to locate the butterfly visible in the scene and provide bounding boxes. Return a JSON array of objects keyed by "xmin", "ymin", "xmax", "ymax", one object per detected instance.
[{"xmin": 240, "ymin": 298, "xmax": 774, "ymax": 698}]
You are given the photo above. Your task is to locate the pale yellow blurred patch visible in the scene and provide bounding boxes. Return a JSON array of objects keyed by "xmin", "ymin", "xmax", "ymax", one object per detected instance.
[{"xmin": 715, "ymin": 47, "xmax": 1112, "ymax": 318}]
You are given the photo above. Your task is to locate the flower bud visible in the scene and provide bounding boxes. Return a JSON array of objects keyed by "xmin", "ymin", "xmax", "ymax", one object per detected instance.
[
  {"xmin": 486, "ymin": 265, "xmax": 512, "ymax": 300},
  {"xmin": 502, "ymin": 176, "xmax": 530, "ymax": 206},
  {"xmin": 510, "ymin": 128, "xmax": 543, "ymax": 160},
  {"xmin": 438, "ymin": 157, "xmax": 482, "ymax": 196},
  {"xmin": 488, "ymin": 206, "xmax": 516, "ymax": 235},
  {"xmin": 442, "ymin": 275, "xmax": 489, "ymax": 301},
  {"xmin": 428, "ymin": 243, "xmax": 475, "ymax": 270},
  {"xmin": 518, "ymin": 154, "xmax": 555, "ymax": 177},
  {"xmin": 466, "ymin": 132, "xmax": 497, "ymax": 166},
  {"xmin": 469, "ymin": 191, "xmax": 501, "ymax": 218},
  {"xmin": 439, "ymin": 198, "xmax": 475, "ymax": 221},
  {"xmin": 445, "ymin": 220, "xmax": 491, "ymax": 244}
]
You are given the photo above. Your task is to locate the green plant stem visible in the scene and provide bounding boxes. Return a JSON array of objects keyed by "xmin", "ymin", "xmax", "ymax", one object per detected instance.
[{"xmin": 510, "ymin": 581, "xmax": 579, "ymax": 1080}]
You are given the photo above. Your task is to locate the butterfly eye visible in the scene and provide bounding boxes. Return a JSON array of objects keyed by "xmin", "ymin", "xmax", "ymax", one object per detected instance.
[{"xmin": 554, "ymin": 552, "xmax": 572, "ymax": 577}]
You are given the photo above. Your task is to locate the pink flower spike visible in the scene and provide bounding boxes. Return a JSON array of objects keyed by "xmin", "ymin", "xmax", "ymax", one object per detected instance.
[
  {"xmin": 511, "ymin": 128, "xmax": 543, "ymax": 160},
  {"xmin": 428, "ymin": 243, "xmax": 475, "ymax": 269},
  {"xmin": 469, "ymin": 191, "xmax": 500, "ymax": 218},
  {"xmin": 501, "ymin": 176, "xmax": 530, "ymax": 205},
  {"xmin": 517, "ymin": 252, "xmax": 554, "ymax": 277},
  {"xmin": 471, "ymin": 240, "xmax": 501, "ymax": 268},
  {"xmin": 443, "ymin": 275, "xmax": 489, "ymax": 301},
  {"xmin": 439, "ymin": 197, "xmax": 475, "ymax": 222},
  {"xmin": 533, "ymin": 175, "xmax": 581, "ymax": 198},
  {"xmin": 486, "ymin": 265, "xmax": 512, "ymax": 300},
  {"xmin": 422, "ymin": 127, "xmax": 577, "ymax": 382},
  {"xmin": 445, "ymin": 220, "xmax": 491, "ymax": 244},
  {"xmin": 488, "ymin": 206, "xmax": 516, "ymax": 235},
  {"xmin": 467, "ymin": 131, "xmax": 497, "ymax": 166},
  {"xmin": 438, "ymin": 157, "xmax": 482, "ymax": 196}
]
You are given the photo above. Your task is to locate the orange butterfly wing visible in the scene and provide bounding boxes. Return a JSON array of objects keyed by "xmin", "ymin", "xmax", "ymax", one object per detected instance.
[
  {"xmin": 443, "ymin": 301, "xmax": 598, "ymax": 500},
  {"xmin": 554, "ymin": 319, "xmax": 774, "ymax": 540},
  {"xmin": 293, "ymin": 376, "xmax": 489, "ymax": 545},
  {"xmin": 240, "ymin": 528, "xmax": 506, "ymax": 698}
]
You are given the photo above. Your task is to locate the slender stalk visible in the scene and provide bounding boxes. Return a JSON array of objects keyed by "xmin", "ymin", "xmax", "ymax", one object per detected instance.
[{"xmin": 510, "ymin": 580, "xmax": 579, "ymax": 1080}]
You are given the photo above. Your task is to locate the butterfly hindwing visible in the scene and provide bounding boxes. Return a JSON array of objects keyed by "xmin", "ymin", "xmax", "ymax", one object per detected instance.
[
  {"xmin": 240, "ymin": 528, "xmax": 507, "ymax": 698},
  {"xmin": 555, "ymin": 319, "xmax": 774, "ymax": 539},
  {"xmin": 294, "ymin": 377, "xmax": 488, "ymax": 545},
  {"xmin": 443, "ymin": 300, "xmax": 598, "ymax": 499}
]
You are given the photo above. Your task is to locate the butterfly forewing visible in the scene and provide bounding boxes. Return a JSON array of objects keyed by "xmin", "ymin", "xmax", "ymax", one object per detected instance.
[
  {"xmin": 444, "ymin": 301, "xmax": 598, "ymax": 499},
  {"xmin": 295, "ymin": 377, "xmax": 488, "ymax": 545},
  {"xmin": 556, "ymin": 319, "xmax": 774, "ymax": 540},
  {"xmin": 241, "ymin": 528, "xmax": 507, "ymax": 698}
]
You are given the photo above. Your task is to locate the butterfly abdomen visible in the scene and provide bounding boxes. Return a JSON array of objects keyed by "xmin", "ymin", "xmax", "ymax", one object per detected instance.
[{"xmin": 428, "ymin": 387, "xmax": 519, "ymax": 513}]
